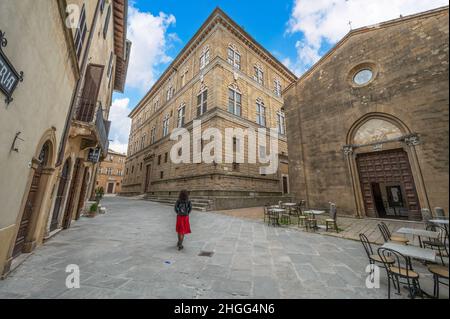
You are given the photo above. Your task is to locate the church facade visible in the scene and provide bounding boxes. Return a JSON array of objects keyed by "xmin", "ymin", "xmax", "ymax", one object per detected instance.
[{"xmin": 284, "ymin": 7, "xmax": 449, "ymax": 220}]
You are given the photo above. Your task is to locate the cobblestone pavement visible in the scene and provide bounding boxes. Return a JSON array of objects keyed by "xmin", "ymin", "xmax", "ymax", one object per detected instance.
[{"xmin": 0, "ymin": 197, "xmax": 447, "ymax": 299}]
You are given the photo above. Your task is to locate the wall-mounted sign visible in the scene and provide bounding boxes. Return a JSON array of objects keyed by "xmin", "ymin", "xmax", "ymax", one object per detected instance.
[
  {"xmin": 0, "ymin": 30, "xmax": 24, "ymax": 104},
  {"xmin": 87, "ymin": 147, "xmax": 101, "ymax": 163}
]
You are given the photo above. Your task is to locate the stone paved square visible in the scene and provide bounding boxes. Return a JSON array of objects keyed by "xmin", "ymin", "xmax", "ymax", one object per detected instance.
[{"xmin": 0, "ymin": 197, "xmax": 447, "ymax": 299}]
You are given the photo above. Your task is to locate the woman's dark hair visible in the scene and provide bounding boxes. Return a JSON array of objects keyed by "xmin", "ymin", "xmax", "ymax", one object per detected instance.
[{"xmin": 179, "ymin": 190, "xmax": 189, "ymax": 201}]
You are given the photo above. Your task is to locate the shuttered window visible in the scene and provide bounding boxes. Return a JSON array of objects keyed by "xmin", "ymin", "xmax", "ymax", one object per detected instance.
[{"xmin": 103, "ymin": 5, "xmax": 112, "ymax": 39}]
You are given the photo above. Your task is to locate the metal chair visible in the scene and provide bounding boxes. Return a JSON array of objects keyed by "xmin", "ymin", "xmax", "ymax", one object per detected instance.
[
  {"xmin": 378, "ymin": 247, "xmax": 423, "ymax": 299},
  {"xmin": 325, "ymin": 202, "xmax": 338, "ymax": 232},
  {"xmin": 360, "ymin": 233, "xmax": 395, "ymax": 267},
  {"xmin": 423, "ymin": 225, "xmax": 448, "ymax": 266},
  {"xmin": 297, "ymin": 202, "xmax": 307, "ymax": 227},
  {"xmin": 267, "ymin": 208, "xmax": 279, "ymax": 227},
  {"xmin": 428, "ymin": 264, "xmax": 449, "ymax": 299},
  {"xmin": 279, "ymin": 208, "xmax": 291, "ymax": 226},
  {"xmin": 263, "ymin": 204, "xmax": 270, "ymax": 223},
  {"xmin": 378, "ymin": 222, "xmax": 409, "ymax": 245},
  {"xmin": 359, "ymin": 234, "xmax": 396, "ymax": 289},
  {"xmin": 304, "ymin": 211, "xmax": 317, "ymax": 231}
]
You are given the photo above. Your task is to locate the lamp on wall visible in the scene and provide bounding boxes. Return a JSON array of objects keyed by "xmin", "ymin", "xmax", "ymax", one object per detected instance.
[{"xmin": 11, "ymin": 131, "xmax": 24, "ymax": 153}]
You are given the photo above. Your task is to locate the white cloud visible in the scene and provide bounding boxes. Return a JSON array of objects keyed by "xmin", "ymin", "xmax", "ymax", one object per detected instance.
[
  {"xmin": 287, "ymin": 0, "xmax": 449, "ymax": 74},
  {"xmin": 126, "ymin": 5, "xmax": 176, "ymax": 91},
  {"xmin": 108, "ymin": 98, "xmax": 131, "ymax": 154}
]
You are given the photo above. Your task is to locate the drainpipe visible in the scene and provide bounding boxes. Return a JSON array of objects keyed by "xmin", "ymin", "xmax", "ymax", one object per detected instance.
[{"xmin": 56, "ymin": 0, "xmax": 102, "ymax": 167}]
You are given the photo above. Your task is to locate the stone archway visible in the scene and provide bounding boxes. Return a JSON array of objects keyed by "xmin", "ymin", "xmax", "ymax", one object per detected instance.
[
  {"xmin": 343, "ymin": 113, "xmax": 427, "ymax": 220},
  {"xmin": 12, "ymin": 130, "xmax": 57, "ymax": 258}
]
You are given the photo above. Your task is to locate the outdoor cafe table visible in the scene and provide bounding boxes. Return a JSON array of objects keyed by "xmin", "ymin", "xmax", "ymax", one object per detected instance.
[
  {"xmin": 381, "ymin": 242, "xmax": 437, "ymax": 298},
  {"xmin": 381, "ymin": 242, "xmax": 437, "ymax": 263},
  {"xmin": 303, "ymin": 210, "xmax": 325, "ymax": 230},
  {"xmin": 303, "ymin": 210, "xmax": 326, "ymax": 216},
  {"xmin": 268, "ymin": 208, "xmax": 287, "ymax": 226},
  {"xmin": 395, "ymin": 227, "xmax": 439, "ymax": 248},
  {"xmin": 429, "ymin": 219, "xmax": 449, "ymax": 229},
  {"xmin": 282, "ymin": 203, "xmax": 298, "ymax": 216}
]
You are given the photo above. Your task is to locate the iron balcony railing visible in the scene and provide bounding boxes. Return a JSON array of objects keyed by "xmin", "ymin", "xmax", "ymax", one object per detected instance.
[{"xmin": 74, "ymin": 96, "xmax": 110, "ymax": 154}]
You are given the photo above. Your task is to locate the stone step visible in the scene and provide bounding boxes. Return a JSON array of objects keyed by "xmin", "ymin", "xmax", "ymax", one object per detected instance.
[{"xmin": 142, "ymin": 196, "xmax": 213, "ymax": 211}]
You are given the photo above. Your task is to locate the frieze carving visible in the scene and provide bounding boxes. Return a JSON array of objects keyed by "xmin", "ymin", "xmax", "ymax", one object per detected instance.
[
  {"xmin": 404, "ymin": 133, "xmax": 420, "ymax": 146},
  {"xmin": 343, "ymin": 145, "xmax": 353, "ymax": 155}
]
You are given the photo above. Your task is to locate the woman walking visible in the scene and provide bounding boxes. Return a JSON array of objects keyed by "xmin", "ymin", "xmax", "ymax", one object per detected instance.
[{"xmin": 174, "ymin": 190, "xmax": 192, "ymax": 250}]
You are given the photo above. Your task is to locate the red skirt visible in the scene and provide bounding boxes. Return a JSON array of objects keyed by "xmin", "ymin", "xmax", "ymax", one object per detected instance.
[{"xmin": 176, "ymin": 215, "xmax": 191, "ymax": 234}]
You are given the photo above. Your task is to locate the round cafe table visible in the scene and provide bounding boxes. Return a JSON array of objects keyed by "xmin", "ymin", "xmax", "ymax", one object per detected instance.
[{"xmin": 268, "ymin": 208, "xmax": 287, "ymax": 226}]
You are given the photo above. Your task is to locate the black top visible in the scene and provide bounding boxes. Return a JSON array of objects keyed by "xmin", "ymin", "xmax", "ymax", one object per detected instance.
[{"xmin": 174, "ymin": 200, "xmax": 192, "ymax": 216}]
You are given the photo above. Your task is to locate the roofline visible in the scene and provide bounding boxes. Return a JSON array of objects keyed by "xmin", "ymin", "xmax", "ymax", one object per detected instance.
[
  {"xmin": 284, "ymin": 5, "xmax": 449, "ymax": 93},
  {"xmin": 128, "ymin": 7, "xmax": 297, "ymax": 118}
]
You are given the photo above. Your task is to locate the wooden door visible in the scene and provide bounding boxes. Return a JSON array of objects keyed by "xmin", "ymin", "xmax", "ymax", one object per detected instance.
[
  {"xmin": 13, "ymin": 144, "xmax": 49, "ymax": 257},
  {"xmin": 282, "ymin": 176, "xmax": 289, "ymax": 194},
  {"xmin": 107, "ymin": 182, "xmax": 114, "ymax": 194},
  {"xmin": 145, "ymin": 165, "xmax": 151, "ymax": 192},
  {"xmin": 12, "ymin": 166, "xmax": 42, "ymax": 257},
  {"xmin": 356, "ymin": 149, "xmax": 420, "ymax": 220},
  {"xmin": 49, "ymin": 160, "xmax": 70, "ymax": 231},
  {"xmin": 75, "ymin": 168, "xmax": 89, "ymax": 220},
  {"xmin": 62, "ymin": 159, "xmax": 82, "ymax": 229}
]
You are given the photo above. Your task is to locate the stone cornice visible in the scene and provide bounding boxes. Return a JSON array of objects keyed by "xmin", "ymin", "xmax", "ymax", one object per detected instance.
[
  {"xmin": 149, "ymin": 172, "xmax": 280, "ymax": 186},
  {"xmin": 129, "ymin": 7, "xmax": 297, "ymax": 118}
]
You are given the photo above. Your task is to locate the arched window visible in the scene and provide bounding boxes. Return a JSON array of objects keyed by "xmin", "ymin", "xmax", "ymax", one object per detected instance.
[
  {"xmin": 227, "ymin": 44, "xmax": 241, "ymax": 70},
  {"xmin": 178, "ymin": 103, "xmax": 186, "ymax": 128},
  {"xmin": 256, "ymin": 98, "xmax": 266, "ymax": 127},
  {"xmin": 200, "ymin": 45, "xmax": 210, "ymax": 70},
  {"xmin": 274, "ymin": 78, "xmax": 282, "ymax": 97},
  {"xmin": 162, "ymin": 114, "xmax": 170, "ymax": 137},
  {"xmin": 254, "ymin": 63, "xmax": 264, "ymax": 85},
  {"xmin": 228, "ymin": 84, "xmax": 242, "ymax": 117},
  {"xmin": 197, "ymin": 85, "xmax": 208, "ymax": 117},
  {"xmin": 277, "ymin": 110, "xmax": 286, "ymax": 135}
]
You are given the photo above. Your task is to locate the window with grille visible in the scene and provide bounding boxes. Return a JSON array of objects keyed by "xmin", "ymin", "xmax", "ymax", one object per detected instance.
[
  {"xmin": 254, "ymin": 64, "xmax": 264, "ymax": 85},
  {"xmin": 178, "ymin": 104, "xmax": 186, "ymax": 128},
  {"xmin": 227, "ymin": 45, "xmax": 241, "ymax": 70},
  {"xmin": 274, "ymin": 79, "xmax": 282, "ymax": 97},
  {"xmin": 103, "ymin": 4, "xmax": 112, "ymax": 39},
  {"xmin": 73, "ymin": 4, "xmax": 87, "ymax": 59},
  {"xmin": 197, "ymin": 89, "xmax": 208, "ymax": 117},
  {"xmin": 256, "ymin": 99, "xmax": 266, "ymax": 126},
  {"xmin": 200, "ymin": 47, "xmax": 210, "ymax": 70},
  {"xmin": 163, "ymin": 115, "xmax": 170, "ymax": 137},
  {"xmin": 277, "ymin": 111, "xmax": 286, "ymax": 135},
  {"xmin": 228, "ymin": 87, "xmax": 242, "ymax": 116}
]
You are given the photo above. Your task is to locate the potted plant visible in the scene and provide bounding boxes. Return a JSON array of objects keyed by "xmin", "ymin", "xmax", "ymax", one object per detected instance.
[
  {"xmin": 94, "ymin": 187, "xmax": 104, "ymax": 203},
  {"xmin": 88, "ymin": 202, "xmax": 98, "ymax": 217}
]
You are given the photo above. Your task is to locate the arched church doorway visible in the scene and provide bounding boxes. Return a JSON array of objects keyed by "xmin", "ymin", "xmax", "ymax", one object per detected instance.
[{"xmin": 345, "ymin": 115, "xmax": 423, "ymax": 221}]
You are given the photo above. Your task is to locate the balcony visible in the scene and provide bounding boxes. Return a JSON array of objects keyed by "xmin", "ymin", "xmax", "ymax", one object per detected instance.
[{"xmin": 71, "ymin": 96, "xmax": 110, "ymax": 157}]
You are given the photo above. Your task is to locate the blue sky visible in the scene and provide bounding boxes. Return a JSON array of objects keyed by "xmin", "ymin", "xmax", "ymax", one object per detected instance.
[{"xmin": 108, "ymin": 0, "xmax": 449, "ymax": 153}]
